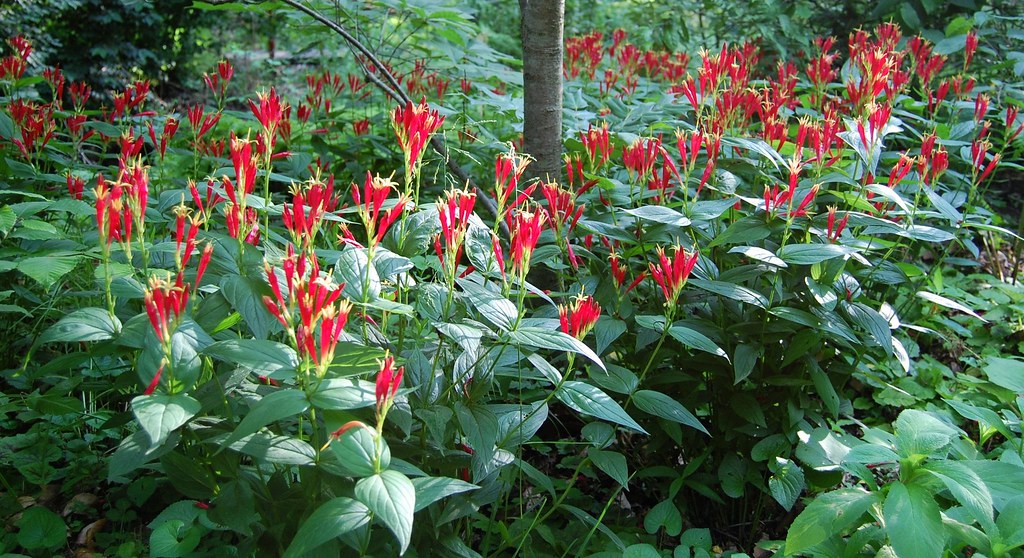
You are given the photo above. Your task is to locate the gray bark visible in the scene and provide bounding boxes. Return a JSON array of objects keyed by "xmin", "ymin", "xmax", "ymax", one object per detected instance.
[{"xmin": 519, "ymin": 0, "xmax": 564, "ymax": 184}]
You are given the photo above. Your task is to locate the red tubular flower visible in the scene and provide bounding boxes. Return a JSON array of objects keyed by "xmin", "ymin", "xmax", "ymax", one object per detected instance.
[
  {"xmin": 435, "ymin": 188, "xmax": 476, "ymax": 274},
  {"xmin": 965, "ymin": 31, "xmax": 978, "ymax": 71},
  {"xmin": 186, "ymin": 104, "xmax": 220, "ymax": 141},
  {"xmin": 649, "ymin": 246, "xmax": 698, "ymax": 304},
  {"xmin": 887, "ymin": 153, "xmax": 915, "ymax": 188},
  {"xmin": 144, "ymin": 277, "xmax": 190, "ymax": 345},
  {"xmin": 826, "ymin": 205, "xmax": 849, "ymax": 243},
  {"xmin": 510, "ymin": 209, "xmax": 546, "ymax": 277},
  {"xmin": 392, "ymin": 98, "xmax": 445, "ymax": 181},
  {"xmin": 375, "ymin": 354, "xmax": 404, "ymax": 415},
  {"xmin": 622, "ymin": 135, "xmax": 662, "ymax": 183},
  {"xmin": 974, "ymin": 94, "xmax": 990, "ymax": 123},
  {"xmin": 559, "ymin": 294, "xmax": 601, "ymax": 340},
  {"xmin": 541, "ymin": 182, "xmax": 584, "ymax": 237},
  {"xmin": 67, "ymin": 173, "xmax": 84, "ymax": 200},
  {"xmin": 580, "ymin": 122, "xmax": 611, "ymax": 168},
  {"xmin": 352, "ymin": 172, "xmax": 408, "ymax": 249},
  {"xmin": 285, "ymin": 172, "xmax": 338, "ymax": 251},
  {"xmin": 249, "ymin": 87, "xmax": 286, "ymax": 152}
]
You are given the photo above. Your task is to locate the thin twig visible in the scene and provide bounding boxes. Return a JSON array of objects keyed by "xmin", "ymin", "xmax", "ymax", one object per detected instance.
[{"xmin": 201, "ymin": 0, "xmax": 503, "ymax": 228}]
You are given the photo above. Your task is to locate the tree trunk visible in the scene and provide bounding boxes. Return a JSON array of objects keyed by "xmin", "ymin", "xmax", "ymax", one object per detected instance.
[{"xmin": 519, "ymin": 0, "xmax": 564, "ymax": 184}]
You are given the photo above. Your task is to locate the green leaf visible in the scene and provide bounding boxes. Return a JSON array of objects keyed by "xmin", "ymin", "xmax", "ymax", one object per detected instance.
[
  {"xmin": 590, "ymin": 450, "xmax": 629, "ymax": 488},
  {"xmin": 411, "ymin": 477, "xmax": 479, "ymax": 511},
  {"xmin": 309, "ymin": 378, "xmax": 377, "ymax": 410},
  {"xmin": 844, "ymin": 302, "xmax": 893, "ymax": 356},
  {"xmin": 982, "ymin": 357, "xmax": 1024, "ymax": 392},
  {"xmin": 667, "ymin": 325, "xmax": 729, "ymax": 360},
  {"xmin": 161, "ymin": 451, "xmax": 216, "ymax": 500},
  {"xmin": 689, "ymin": 279, "xmax": 769, "ymax": 308},
  {"xmin": 132, "ymin": 394, "xmax": 201, "ymax": 448},
  {"xmin": 733, "ymin": 344, "xmax": 758, "ymax": 384},
  {"xmin": 643, "ymin": 500, "xmax": 682, "ymax": 537},
  {"xmin": 632, "ymin": 390, "xmax": 708, "ymax": 435},
  {"xmin": 335, "ymin": 247, "xmax": 381, "ymax": 301},
  {"xmin": 623, "ymin": 205, "xmax": 691, "ymax": 227},
  {"xmin": 459, "ymin": 279, "xmax": 517, "ymax": 331},
  {"xmin": 39, "ymin": 307, "xmax": 120, "ymax": 343},
  {"xmin": 769, "ymin": 457, "xmax": 805, "ymax": 511},
  {"xmin": 807, "ymin": 359, "xmax": 840, "ymax": 419},
  {"xmin": 884, "ymin": 482, "xmax": 944, "ymax": 558},
  {"xmin": 282, "ymin": 497, "xmax": 371, "ymax": 558},
  {"xmin": 917, "ymin": 290, "xmax": 985, "ymax": 321},
  {"xmin": 0, "ymin": 205, "xmax": 15, "ymax": 235},
  {"xmin": 709, "ymin": 217, "xmax": 770, "ymax": 247},
  {"xmin": 894, "ymin": 409, "xmax": 958, "ymax": 458},
  {"xmin": 946, "ymin": 399, "xmax": 1014, "ymax": 442},
  {"xmin": 355, "ymin": 470, "xmax": 416, "ymax": 555},
  {"xmin": 777, "ymin": 243, "xmax": 853, "ymax": 265},
  {"xmin": 220, "ymin": 275, "xmax": 279, "ymax": 340},
  {"xmin": 594, "ymin": 317, "xmax": 626, "ymax": 355},
  {"xmin": 221, "ymin": 389, "xmax": 310, "ymax": 447},
  {"xmin": 329, "ymin": 424, "xmax": 387, "ymax": 477},
  {"xmin": 728, "ymin": 245, "xmax": 787, "ymax": 267},
  {"xmin": 18, "ymin": 253, "xmax": 82, "ymax": 289},
  {"xmin": 508, "ymin": 326, "xmax": 605, "ymax": 370},
  {"xmin": 556, "ymin": 381, "xmax": 647, "ymax": 434},
  {"xmin": 922, "ymin": 460, "xmax": 994, "ymax": 532},
  {"xmin": 204, "ymin": 339, "xmax": 298, "ymax": 376},
  {"xmin": 226, "ymin": 433, "xmax": 316, "ymax": 466},
  {"xmin": 149, "ymin": 519, "xmax": 201, "ymax": 558},
  {"xmin": 784, "ymin": 488, "xmax": 877, "ymax": 554},
  {"xmin": 16, "ymin": 506, "xmax": 66, "ymax": 550}
]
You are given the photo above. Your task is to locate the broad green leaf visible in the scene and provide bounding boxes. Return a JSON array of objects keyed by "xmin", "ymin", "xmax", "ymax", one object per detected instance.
[
  {"xmin": 459, "ymin": 279, "xmax": 517, "ymax": 331},
  {"xmin": 623, "ymin": 205, "xmax": 691, "ymax": 227},
  {"xmin": 329, "ymin": 424, "xmax": 387, "ymax": 477},
  {"xmin": 282, "ymin": 497, "xmax": 370, "ymax": 558},
  {"xmin": 777, "ymin": 243, "xmax": 853, "ymax": 265},
  {"xmin": 922, "ymin": 460, "xmax": 994, "ymax": 533},
  {"xmin": 411, "ymin": 477, "xmax": 479, "ymax": 511},
  {"xmin": 917, "ymin": 290, "xmax": 985, "ymax": 321},
  {"xmin": 221, "ymin": 389, "xmax": 310, "ymax": 447},
  {"xmin": 226, "ymin": 432, "xmax": 316, "ymax": 466},
  {"xmin": 594, "ymin": 316, "xmax": 626, "ymax": 355},
  {"xmin": 769, "ymin": 457, "xmax": 805, "ymax": 511},
  {"xmin": 895, "ymin": 409, "xmax": 957, "ymax": 458},
  {"xmin": 946, "ymin": 399, "xmax": 1014, "ymax": 442},
  {"xmin": 335, "ymin": 247, "xmax": 381, "ymax": 301},
  {"xmin": 784, "ymin": 488, "xmax": 877, "ymax": 554},
  {"xmin": 689, "ymin": 279, "xmax": 769, "ymax": 308},
  {"xmin": 733, "ymin": 344, "xmax": 758, "ymax": 384},
  {"xmin": 751, "ymin": 434, "xmax": 790, "ymax": 462},
  {"xmin": 728, "ymin": 245, "xmax": 787, "ymax": 268},
  {"xmin": 160, "ymin": 451, "xmax": 216, "ymax": 500},
  {"xmin": 108, "ymin": 430, "xmax": 178, "ymax": 482},
  {"xmin": 497, "ymin": 401, "xmax": 548, "ymax": 449},
  {"xmin": 557, "ymin": 381, "xmax": 647, "ymax": 434},
  {"xmin": 632, "ymin": 390, "xmax": 708, "ymax": 435},
  {"xmin": 39, "ymin": 307, "xmax": 120, "ymax": 343},
  {"xmin": 844, "ymin": 302, "xmax": 893, "ymax": 356},
  {"xmin": 996, "ymin": 495, "xmax": 1024, "ymax": 549},
  {"xmin": 309, "ymin": 378, "xmax": 377, "ymax": 410},
  {"xmin": 643, "ymin": 500, "xmax": 682, "ymax": 537},
  {"xmin": 807, "ymin": 359, "xmax": 840, "ymax": 419},
  {"xmin": 974, "ymin": 461, "xmax": 1024, "ymax": 510},
  {"xmin": 842, "ymin": 444, "xmax": 900, "ymax": 466},
  {"xmin": 204, "ymin": 339, "xmax": 298, "ymax": 376},
  {"xmin": 898, "ymin": 224, "xmax": 955, "ymax": 242},
  {"xmin": 457, "ymin": 402, "xmax": 498, "ymax": 469},
  {"xmin": 132, "ymin": 394, "xmax": 201, "ymax": 448},
  {"xmin": 982, "ymin": 357, "xmax": 1024, "ymax": 392},
  {"xmin": 149, "ymin": 519, "xmax": 201, "ymax": 558},
  {"xmin": 355, "ymin": 470, "xmax": 416, "ymax": 555},
  {"xmin": 16, "ymin": 506, "xmax": 66, "ymax": 550},
  {"xmin": 667, "ymin": 325, "xmax": 728, "ymax": 360},
  {"xmin": 590, "ymin": 450, "xmax": 629, "ymax": 487},
  {"xmin": 220, "ymin": 275, "xmax": 279, "ymax": 340},
  {"xmin": 709, "ymin": 217, "xmax": 770, "ymax": 247},
  {"xmin": 508, "ymin": 326, "xmax": 605, "ymax": 369},
  {"xmin": 18, "ymin": 253, "xmax": 82, "ymax": 289},
  {"xmin": 883, "ymin": 482, "xmax": 944, "ymax": 558}
]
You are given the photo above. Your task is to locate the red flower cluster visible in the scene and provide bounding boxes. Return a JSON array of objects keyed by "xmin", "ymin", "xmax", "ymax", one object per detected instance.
[
  {"xmin": 351, "ymin": 171, "xmax": 409, "ymax": 250},
  {"xmin": 284, "ymin": 172, "xmax": 338, "ymax": 252},
  {"xmin": 8, "ymin": 99, "xmax": 55, "ymax": 159},
  {"xmin": 392, "ymin": 98, "xmax": 445, "ymax": 181},
  {"xmin": 263, "ymin": 248, "xmax": 351, "ymax": 369},
  {"xmin": 204, "ymin": 59, "xmax": 234, "ymax": 100},
  {"xmin": 650, "ymin": 246, "xmax": 698, "ymax": 304},
  {"xmin": 0, "ymin": 36, "xmax": 30, "ymax": 81},
  {"xmin": 559, "ymin": 294, "xmax": 601, "ymax": 340},
  {"xmin": 434, "ymin": 188, "xmax": 476, "ymax": 276},
  {"xmin": 223, "ymin": 134, "xmax": 261, "ymax": 245},
  {"xmin": 375, "ymin": 354, "xmax": 404, "ymax": 416}
]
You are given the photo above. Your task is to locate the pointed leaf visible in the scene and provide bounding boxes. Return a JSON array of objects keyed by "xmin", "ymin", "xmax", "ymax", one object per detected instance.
[
  {"xmin": 632, "ymin": 389, "xmax": 708, "ymax": 435},
  {"xmin": 411, "ymin": 477, "xmax": 479, "ymax": 511},
  {"xmin": 221, "ymin": 389, "xmax": 310, "ymax": 447},
  {"xmin": 39, "ymin": 307, "xmax": 120, "ymax": 343},
  {"xmin": 785, "ymin": 488, "xmax": 877, "ymax": 554},
  {"xmin": 884, "ymin": 482, "xmax": 944, "ymax": 558},
  {"xmin": 667, "ymin": 325, "xmax": 728, "ymax": 360},
  {"xmin": 769, "ymin": 457, "xmax": 805, "ymax": 511},
  {"xmin": 556, "ymin": 381, "xmax": 647, "ymax": 434},
  {"xmin": 355, "ymin": 470, "xmax": 415, "ymax": 555},
  {"xmin": 132, "ymin": 394, "xmax": 201, "ymax": 448},
  {"xmin": 777, "ymin": 243, "xmax": 853, "ymax": 265},
  {"xmin": 282, "ymin": 497, "xmax": 370, "ymax": 558},
  {"xmin": 590, "ymin": 450, "xmax": 629, "ymax": 488},
  {"xmin": 508, "ymin": 326, "xmax": 605, "ymax": 369},
  {"xmin": 204, "ymin": 339, "xmax": 298, "ymax": 376}
]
